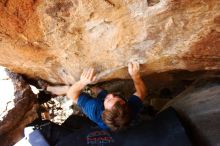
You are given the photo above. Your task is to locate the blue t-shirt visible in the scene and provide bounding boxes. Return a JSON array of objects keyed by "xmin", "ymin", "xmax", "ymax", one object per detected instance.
[{"xmin": 77, "ymin": 90, "xmax": 143, "ymax": 130}]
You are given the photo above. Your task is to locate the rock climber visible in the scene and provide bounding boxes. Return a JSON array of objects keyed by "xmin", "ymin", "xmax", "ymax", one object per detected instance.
[
  {"xmin": 46, "ymin": 61, "xmax": 147, "ymax": 131},
  {"xmin": 18, "ymin": 62, "xmax": 192, "ymax": 146}
]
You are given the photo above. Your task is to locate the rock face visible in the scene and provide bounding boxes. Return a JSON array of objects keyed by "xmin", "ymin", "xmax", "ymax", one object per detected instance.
[
  {"xmin": 0, "ymin": 70, "xmax": 39, "ymax": 146},
  {"xmin": 163, "ymin": 77, "xmax": 220, "ymax": 146},
  {"xmin": 0, "ymin": 0, "xmax": 220, "ymax": 84}
]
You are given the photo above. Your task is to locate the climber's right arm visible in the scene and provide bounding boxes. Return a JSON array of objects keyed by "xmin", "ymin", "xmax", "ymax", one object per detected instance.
[{"xmin": 67, "ymin": 68, "xmax": 96, "ymax": 103}]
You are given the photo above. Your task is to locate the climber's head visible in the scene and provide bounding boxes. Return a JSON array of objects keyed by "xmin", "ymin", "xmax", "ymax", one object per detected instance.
[{"xmin": 102, "ymin": 93, "xmax": 131, "ymax": 131}]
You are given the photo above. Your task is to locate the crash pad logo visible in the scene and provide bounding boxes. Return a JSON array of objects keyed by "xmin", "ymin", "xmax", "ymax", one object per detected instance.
[{"xmin": 86, "ymin": 130, "xmax": 114, "ymax": 145}]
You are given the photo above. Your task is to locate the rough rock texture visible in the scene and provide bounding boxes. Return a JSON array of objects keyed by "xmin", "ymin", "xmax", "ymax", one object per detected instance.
[
  {"xmin": 0, "ymin": 70, "xmax": 39, "ymax": 146},
  {"xmin": 163, "ymin": 77, "xmax": 220, "ymax": 146},
  {"xmin": 0, "ymin": 0, "xmax": 220, "ymax": 84}
]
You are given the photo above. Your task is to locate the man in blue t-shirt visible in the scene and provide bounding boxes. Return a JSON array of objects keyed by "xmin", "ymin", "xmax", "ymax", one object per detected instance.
[{"xmin": 46, "ymin": 62, "xmax": 147, "ymax": 131}]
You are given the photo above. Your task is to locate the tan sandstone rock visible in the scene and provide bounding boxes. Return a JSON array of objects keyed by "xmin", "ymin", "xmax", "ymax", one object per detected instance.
[{"xmin": 0, "ymin": 0, "xmax": 219, "ymax": 84}]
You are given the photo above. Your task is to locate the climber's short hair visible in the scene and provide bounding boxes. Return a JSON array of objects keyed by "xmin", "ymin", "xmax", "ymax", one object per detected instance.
[{"xmin": 102, "ymin": 101, "xmax": 132, "ymax": 131}]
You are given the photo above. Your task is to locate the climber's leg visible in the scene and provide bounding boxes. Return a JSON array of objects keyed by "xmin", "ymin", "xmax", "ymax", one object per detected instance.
[{"xmin": 46, "ymin": 85, "xmax": 70, "ymax": 96}]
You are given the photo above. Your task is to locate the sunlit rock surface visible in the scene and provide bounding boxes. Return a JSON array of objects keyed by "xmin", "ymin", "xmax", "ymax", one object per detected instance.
[
  {"xmin": 0, "ymin": 0, "xmax": 219, "ymax": 84},
  {"xmin": 0, "ymin": 67, "xmax": 15, "ymax": 120},
  {"xmin": 0, "ymin": 69, "xmax": 38, "ymax": 146},
  {"xmin": 0, "ymin": 0, "xmax": 220, "ymax": 145}
]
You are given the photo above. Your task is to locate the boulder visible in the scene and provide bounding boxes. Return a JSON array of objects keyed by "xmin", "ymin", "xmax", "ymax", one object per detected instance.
[
  {"xmin": 163, "ymin": 77, "xmax": 220, "ymax": 146},
  {"xmin": 0, "ymin": 0, "xmax": 219, "ymax": 84},
  {"xmin": 0, "ymin": 70, "xmax": 39, "ymax": 146}
]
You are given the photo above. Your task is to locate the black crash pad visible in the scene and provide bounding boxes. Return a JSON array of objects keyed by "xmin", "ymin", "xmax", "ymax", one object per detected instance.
[{"xmin": 54, "ymin": 108, "xmax": 192, "ymax": 146}]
